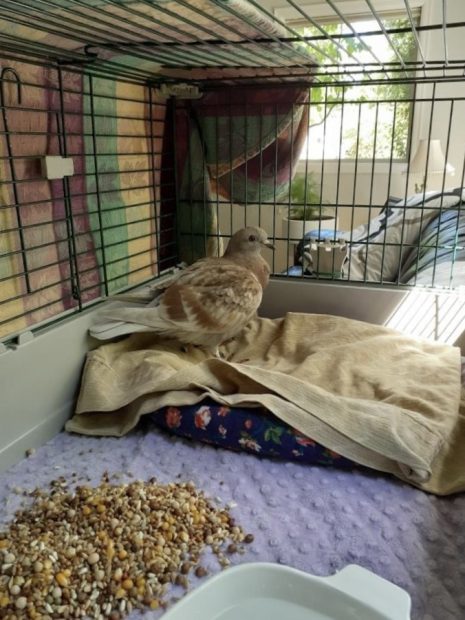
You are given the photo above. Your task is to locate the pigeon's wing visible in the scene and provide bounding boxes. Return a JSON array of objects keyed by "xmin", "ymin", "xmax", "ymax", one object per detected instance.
[
  {"xmin": 98, "ymin": 260, "xmax": 262, "ymax": 336},
  {"xmin": 158, "ymin": 261, "xmax": 263, "ymax": 334},
  {"xmin": 90, "ymin": 268, "xmax": 187, "ymax": 339},
  {"xmin": 102, "ymin": 264, "xmax": 187, "ymax": 305}
]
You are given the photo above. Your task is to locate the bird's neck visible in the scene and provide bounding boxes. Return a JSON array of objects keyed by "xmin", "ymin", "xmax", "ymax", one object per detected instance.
[{"xmin": 225, "ymin": 251, "xmax": 270, "ymax": 289}]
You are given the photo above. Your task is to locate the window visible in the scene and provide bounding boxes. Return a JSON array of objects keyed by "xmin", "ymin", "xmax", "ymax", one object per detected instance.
[{"xmin": 295, "ymin": 14, "xmax": 418, "ymax": 161}]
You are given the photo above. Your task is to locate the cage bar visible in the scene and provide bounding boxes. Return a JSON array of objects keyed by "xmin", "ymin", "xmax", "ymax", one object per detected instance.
[{"xmin": 0, "ymin": 0, "xmax": 464, "ymax": 343}]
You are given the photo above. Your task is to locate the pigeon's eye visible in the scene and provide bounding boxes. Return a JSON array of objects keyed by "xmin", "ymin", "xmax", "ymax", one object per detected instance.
[{"xmin": 248, "ymin": 235, "xmax": 257, "ymax": 242}]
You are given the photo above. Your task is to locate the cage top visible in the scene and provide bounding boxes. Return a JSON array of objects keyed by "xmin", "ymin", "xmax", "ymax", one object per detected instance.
[{"xmin": 0, "ymin": 0, "xmax": 464, "ymax": 86}]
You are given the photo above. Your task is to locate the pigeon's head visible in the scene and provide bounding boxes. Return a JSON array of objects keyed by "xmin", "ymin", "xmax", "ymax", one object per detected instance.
[{"xmin": 226, "ymin": 227, "xmax": 275, "ymax": 255}]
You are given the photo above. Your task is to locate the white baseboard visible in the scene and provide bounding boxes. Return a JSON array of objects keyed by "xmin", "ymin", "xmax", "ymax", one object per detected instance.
[
  {"xmin": 0, "ymin": 400, "xmax": 74, "ymax": 473},
  {"xmin": 0, "ymin": 310, "xmax": 98, "ymax": 474},
  {"xmin": 261, "ymin": 278, "xmax": 408, "ymax": 324}
]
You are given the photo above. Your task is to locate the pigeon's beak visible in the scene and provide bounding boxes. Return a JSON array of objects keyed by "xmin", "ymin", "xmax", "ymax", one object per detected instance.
[{"xmin": 263, "ymin": 240, "xmax": 275, "ymax": 250}]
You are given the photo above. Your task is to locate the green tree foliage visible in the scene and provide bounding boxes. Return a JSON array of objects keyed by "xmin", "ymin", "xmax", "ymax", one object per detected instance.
[{"xmin": 300, "ymin": 17, "xmax": 416, "ymax": 160}]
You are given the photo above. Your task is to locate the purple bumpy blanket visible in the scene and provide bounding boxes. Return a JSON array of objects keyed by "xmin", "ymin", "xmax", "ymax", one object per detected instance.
[{"xmin": 1, "ymin": 422, "xmax": 464, "ymax": 619}]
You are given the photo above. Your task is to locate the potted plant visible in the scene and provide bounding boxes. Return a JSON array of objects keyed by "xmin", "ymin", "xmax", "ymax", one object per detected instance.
[{"xmin": 282, "ymin": 173, "xmax": 337, "ymax": 240}]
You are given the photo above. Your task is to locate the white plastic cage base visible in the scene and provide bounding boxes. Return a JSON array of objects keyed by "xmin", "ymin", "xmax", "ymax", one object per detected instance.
[{"xmin": 162, "ymin": 562, "xmax": 411, "ymax": 620}]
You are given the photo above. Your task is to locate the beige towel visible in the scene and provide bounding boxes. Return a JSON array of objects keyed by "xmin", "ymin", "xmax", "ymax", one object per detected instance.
[{"xmin": 67, "ymin": 313, "xmax": 464, "ymax": 494}]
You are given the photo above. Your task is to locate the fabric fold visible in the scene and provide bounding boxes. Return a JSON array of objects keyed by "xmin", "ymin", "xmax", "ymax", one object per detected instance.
[
  {"xmin": 67, "ymin": 312, "xmax": 463, "ymax": 494},
  {"xmin": 175, "ymin": 87, "xmax": 309, "ymax": 263}
]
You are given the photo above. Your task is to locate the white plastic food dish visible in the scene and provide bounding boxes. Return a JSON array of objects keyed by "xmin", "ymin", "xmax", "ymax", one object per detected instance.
[{"xmin": 162, "ymin": 562, "xmax": 411, "ymax": 620}]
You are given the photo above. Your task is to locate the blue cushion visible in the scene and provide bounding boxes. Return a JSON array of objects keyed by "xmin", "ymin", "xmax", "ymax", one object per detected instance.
[{"xmin": 150, "ymin": 399, "xmax": 355, "ymax": 469}]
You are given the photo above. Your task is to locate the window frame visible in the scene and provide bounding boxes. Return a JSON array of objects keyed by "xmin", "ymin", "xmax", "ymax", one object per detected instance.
[{"xmin": 275, "ymin": 0, "xmax": 425, "ymax": 164}]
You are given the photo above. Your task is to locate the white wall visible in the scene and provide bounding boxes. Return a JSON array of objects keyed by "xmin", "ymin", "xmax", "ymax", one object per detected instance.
[
  {"xmin": 414, "ymin": 0, "xmax": 465, "ymax": 181},
  {"xmin": 0, "ymin": 311, "xmax": 97, "ymax": 472}
]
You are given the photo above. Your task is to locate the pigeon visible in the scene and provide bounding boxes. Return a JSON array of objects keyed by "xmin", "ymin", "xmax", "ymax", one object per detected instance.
[{"xmin": 93, "ymin": 227, "xmax": 274, "ymax": 357}]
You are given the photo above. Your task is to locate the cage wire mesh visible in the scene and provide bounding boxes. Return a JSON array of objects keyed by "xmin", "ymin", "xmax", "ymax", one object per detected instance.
[
  {"xmin": 0, "ymin": 0, "xmax": 464, "ymax": 341},
  {"xmin": 0, "ymin": 64, "xmax": 176, "ymax": 340},
  {"xmin": 178, "ymin": 80, "xmax": 465, "ymax": 286}
]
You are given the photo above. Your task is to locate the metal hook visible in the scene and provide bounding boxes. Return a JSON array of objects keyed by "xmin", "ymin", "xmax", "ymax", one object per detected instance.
[
  {"xmin": 0, "ymin": 66, "xmax": 22, "ymax": 105},
  {"xmin": 0, "ymin": 66, "xmax": 30, "ymax": 293}
]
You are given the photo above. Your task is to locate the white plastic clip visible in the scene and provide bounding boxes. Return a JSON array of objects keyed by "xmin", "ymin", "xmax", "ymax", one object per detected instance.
[
  {"xmin": 42, "ymin": 156, "xmax": 74, "ymax": 180},
  {"xmin": 17, "ymin": 331, "xmax": 34, "ymax": 346},
  {"xmin": 157, "ymin": 83, "xmax": 202, "ymax": 99}
]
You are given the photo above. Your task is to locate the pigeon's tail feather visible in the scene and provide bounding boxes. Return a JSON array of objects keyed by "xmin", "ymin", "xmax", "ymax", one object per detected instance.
[
  {"xmin": 90, "ymin": 305, "xmax": 173, "ymax": 341},
  {"xmin": 98, "ymin": 306, "xmax": 167, "ymax": 331}
]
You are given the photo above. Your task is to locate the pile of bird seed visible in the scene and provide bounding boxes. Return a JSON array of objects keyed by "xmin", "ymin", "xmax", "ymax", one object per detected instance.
[{"xmin": 0, "ymin": 478, "xmax": 253, "ymax": 619}]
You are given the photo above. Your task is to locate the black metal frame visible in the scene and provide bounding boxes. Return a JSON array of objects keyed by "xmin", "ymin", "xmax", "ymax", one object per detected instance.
[
  {"xmin": 0, "ymin": 1, "xmax": 464, "ymax": 84},
  {"xmin": 0, "ymin": 61, "xmax": 176, "ymax": 340},
  {"xmin": 174, "ymin": 78, "xmax": 465, "ymax": 281},
  {"xmin": 1, "ymin": 0, "xmax": 465, "ymax": 341}
]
